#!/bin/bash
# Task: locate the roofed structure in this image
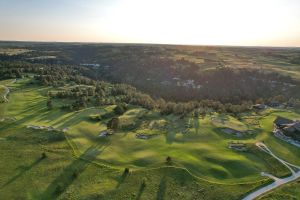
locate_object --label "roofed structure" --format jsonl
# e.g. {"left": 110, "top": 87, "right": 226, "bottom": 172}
{"left": 274, "top": 116, "right": 293, "bottom": 128}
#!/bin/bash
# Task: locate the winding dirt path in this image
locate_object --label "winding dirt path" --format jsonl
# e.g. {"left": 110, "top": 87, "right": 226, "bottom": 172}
{"left": 1, "top": 79, "right": 16, "bottom": 103}
{"left": 2, "top": 86, "right": 9, "bottom": 102}
{"left": 242, "top": 142, "right": 300, "bottom": 200}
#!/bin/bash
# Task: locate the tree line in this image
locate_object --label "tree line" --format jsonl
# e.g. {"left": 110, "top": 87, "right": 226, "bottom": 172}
{"left": 1, "top": 61, "right": 300, "bottom": 116}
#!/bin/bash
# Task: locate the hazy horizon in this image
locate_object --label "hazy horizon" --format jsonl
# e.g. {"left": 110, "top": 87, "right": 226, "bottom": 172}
{"left": 2, "top": 40, "right": 300, "bottom": 49}
{"left": 1, "top": 0, "right": 300, "bottom": 47}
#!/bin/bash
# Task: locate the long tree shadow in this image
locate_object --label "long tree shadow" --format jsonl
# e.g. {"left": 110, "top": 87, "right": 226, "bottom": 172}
{"left": 51, "top": 112, "right": 78, "bottom": 127}
{"left": 77, "top": 127, "right": 101, "bottom": 142}
{"left": 56, "top": 113, "right": 89, "bottom": 131}
{"left": 156, "top": 176, "right": 167, "bottom": 200}
{"left": 40, "top": 144, "right": 104, "bottom": 199}
{"left": 135, "top": 182, "right": 146, "bottom": 200}
{"left": 16, "top": 100, "right": 45, "bottom": 116}
{"left": 0, "top": 156, "right": 44, "bottom": 189}
{"left": 35, "top": 108, "right": 74, "bottom": 124}
{"left": 115, "top": 170, "right": 129, "bottom": 189}
{"left": 0, "top": 108, "right": 46, "bottom": 133}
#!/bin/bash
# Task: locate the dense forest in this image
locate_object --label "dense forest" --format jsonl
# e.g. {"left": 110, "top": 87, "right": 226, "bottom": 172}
{"left": 1, "top": 59, "right": 300, "bottom": 116}
{"left": 1, "top": 43, "right": 300, "bottom": 116}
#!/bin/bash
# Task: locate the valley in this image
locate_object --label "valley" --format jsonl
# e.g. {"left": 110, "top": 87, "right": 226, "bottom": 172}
{"left": 0, "top": 43, "right": 300, "bottom": 199}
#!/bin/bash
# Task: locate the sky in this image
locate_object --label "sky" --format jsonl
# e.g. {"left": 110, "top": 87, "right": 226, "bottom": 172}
{"left": 0, "top": 0, "right": 300, "bottom": 47}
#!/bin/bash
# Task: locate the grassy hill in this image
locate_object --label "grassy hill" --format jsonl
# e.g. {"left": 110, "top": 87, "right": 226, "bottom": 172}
{"left": 0, "top": 124, "right": 267, "bottom": 200}
{"left": 1, "top": 77, "right": 300, "bottom": 199}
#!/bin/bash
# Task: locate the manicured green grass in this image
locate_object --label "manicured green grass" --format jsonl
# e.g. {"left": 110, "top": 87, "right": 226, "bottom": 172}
{"left": 253, "top": 109, "right": 300, "bottom": 166}
{"left": 1, "top": 78, "right": 300, "bottom": 199}
{"left": 211, "top": 113, "right": 249, "bottom": 132}
{"left": 0, "top": 123, "right": 265, "bottom": 200}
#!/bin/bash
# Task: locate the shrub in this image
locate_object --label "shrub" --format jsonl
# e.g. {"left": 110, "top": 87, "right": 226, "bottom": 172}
{"left": 41, "top": 152, "right": 47, "bottom": 159}
{"left": 54, "top": 184, "right": 63, "bottom": 195}
{"left": 114, "top": 103, "right": 128, "bottom": 115}
{"left": 141, "top": 177, "right": 147, "bottom": 187}
{"left": 166, "top": 156, "right": 172, "bottom": 164}
{"left": 124, "top": 167, "right": 130, "bottom": 174}
{"left": 72, "top": 171, "right": 78, "bottom": 179}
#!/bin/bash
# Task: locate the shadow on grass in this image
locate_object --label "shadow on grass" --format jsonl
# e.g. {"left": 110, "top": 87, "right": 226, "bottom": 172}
{"left": 36, "top": 108, "right": 74, "bottom": 124}
{"left": 156, "top": 176, "right": 166, "bottom": 200}
{"left": 56, "top": 113, "right": 89, "bottom": 130}
{"left": 0, "top": 107, "right": 46, "bottom": 132}
{"left": 52, "top": 112, "right": 78, "bottom": 127}
{"left": 16, "top": 100, "right": 45, "bottom": 116}
{"left": 40, "top": 145, "right": 103, "bottom": 199}
{"left": 0, "top": 156, "right": 44, "bottom": 189}
{"left": 135, "top": 182, "right": 146, "bottom": 200}
{"left": 116, "top": 170, "right": 129, "bottom": 189}
{"left": 77, "top": 127, "right": 102, "bottom": 142}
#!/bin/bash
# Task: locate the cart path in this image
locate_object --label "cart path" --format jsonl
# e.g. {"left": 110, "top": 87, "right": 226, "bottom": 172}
{"left": 1, "top": 79, "right": 16, "bottom": 102}
{"left": 242, "top": 142, "right": 300, "bottom": 200}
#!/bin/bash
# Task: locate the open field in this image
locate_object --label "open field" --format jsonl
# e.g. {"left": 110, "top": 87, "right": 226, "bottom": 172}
{"left": 0, "top": 48, "right": 32, "bottom": 55}
{"left": 0, "top": 124, "right": 266, "bottom": 200}
{"left": 0, "top": 43, "right": 300, "bottom": 199}
{"left": 0, "top": 80, "right": 266, "bottom": 199}
{"left": 0, "top": 79, "right": 300, "bottom": 189}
